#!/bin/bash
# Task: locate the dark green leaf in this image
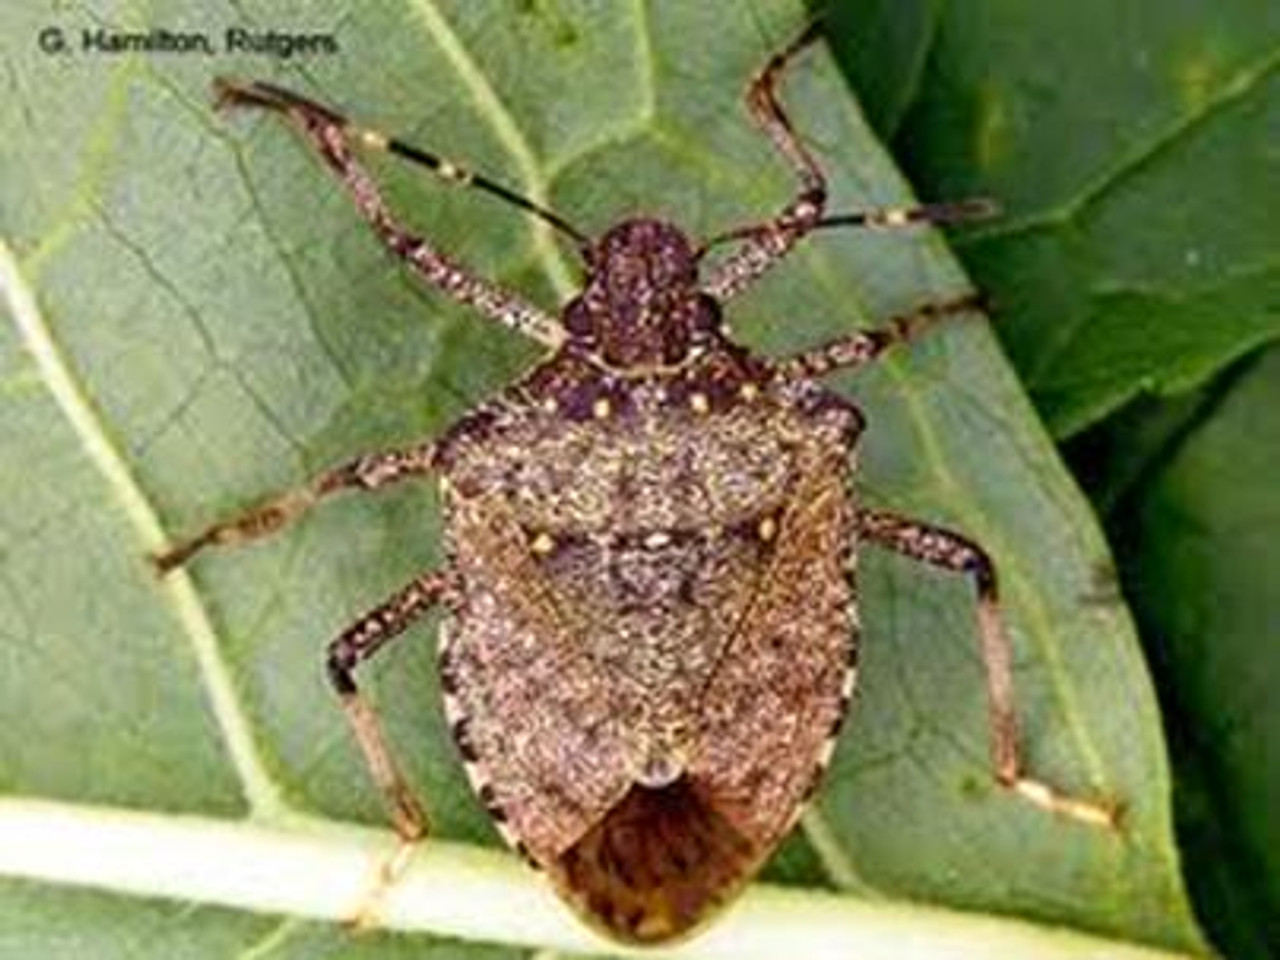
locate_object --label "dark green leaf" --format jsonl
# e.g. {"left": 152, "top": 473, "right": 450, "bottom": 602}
{"left": 1074, "top": 345, "right": 1280, "bottom": 959}
{"left": 825, "top": 0, "right": 1280, "bottom": 437}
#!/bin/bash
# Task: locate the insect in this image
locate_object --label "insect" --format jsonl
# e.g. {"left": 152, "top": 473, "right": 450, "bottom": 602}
{"left": 155, "top": 24, "right": 1116, "bottom": 945}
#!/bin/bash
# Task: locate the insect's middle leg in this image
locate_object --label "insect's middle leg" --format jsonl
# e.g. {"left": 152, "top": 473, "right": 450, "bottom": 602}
{"left": 327, "top": 568, "right": 452, "bottom": 841}
{"left": 857, "top": 507, "right": 1117, "bottom": 828}
{"left": 152, "top": 444, "right": 435, "bottom": 573}
{"left": 779, "top": 292, "right": 986, "bottom": 381}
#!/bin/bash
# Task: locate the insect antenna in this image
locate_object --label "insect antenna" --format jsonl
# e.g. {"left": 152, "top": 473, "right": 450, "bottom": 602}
{"left": 812, "top": 197, "right": 999, "bottom": 231}
{"left": 214, "top": 78, "right": 591, "bottom": 255}
{"left": 696, "top": 197, "right": 998, "bottom": 258}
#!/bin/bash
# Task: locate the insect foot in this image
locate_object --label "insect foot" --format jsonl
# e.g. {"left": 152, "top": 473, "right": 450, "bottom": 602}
{"left": 1006, "top": 775, "right": 1123, "bottom": 830}
{"left": 344, "top": 834, "right": 422, "bottom": 932}
{"left": 859, "top": 505, "right": 1123, "bottom": 837}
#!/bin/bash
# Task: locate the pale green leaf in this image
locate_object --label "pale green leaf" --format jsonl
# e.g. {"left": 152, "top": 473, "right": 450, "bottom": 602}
{"left": 0, "top": 1, "right": 1204, "bottom": 956}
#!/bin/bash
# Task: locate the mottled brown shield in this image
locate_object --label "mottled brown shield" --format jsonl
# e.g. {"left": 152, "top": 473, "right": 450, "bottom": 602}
{"left": 436, "top": 370, "right": 859, "bottom": 943}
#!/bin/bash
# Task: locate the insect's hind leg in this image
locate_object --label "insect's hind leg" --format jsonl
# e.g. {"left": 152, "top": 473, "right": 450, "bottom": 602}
{"left": 324, "top": 568, "right": 451, "bottom": 927}
{"left": 857, "top": 507, "right": 1119, "bottom": 828}
{"left": 326, "top": 568, "right": 449, "bottom": 841}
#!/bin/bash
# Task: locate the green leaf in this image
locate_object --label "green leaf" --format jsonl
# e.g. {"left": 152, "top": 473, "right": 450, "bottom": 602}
{"left": 825, "top": 0, "right": 1280, "bottom": 437}
{"left": 1071, "top": 345, "right": 1280, "bottom": 959}
{"left": 1, "top": 1, "right": 1204, "bottom": 956}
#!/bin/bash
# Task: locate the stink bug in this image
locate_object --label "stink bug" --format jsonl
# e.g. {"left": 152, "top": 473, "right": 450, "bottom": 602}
{"left": 155, "top": 23, "right": 1115, "bottom": 945}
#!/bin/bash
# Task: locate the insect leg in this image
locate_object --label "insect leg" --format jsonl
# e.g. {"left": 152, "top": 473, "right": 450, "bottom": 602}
{"left": 778, "top": 293, "right": 985, "bottom": 380}
{"left": 327, "top": 568, "right": 451, "bottom": 841}
{"left": 213, "top": 78, "right": 566, "bottom": 349}
{"left": 152, "top": 443, "right": 434, "bottom": 573}
{"left": 701, "top": 23, "right": 828, "bottom": 302}
{"left": 857, "top": 507, "right": 1119, "bottom": 828}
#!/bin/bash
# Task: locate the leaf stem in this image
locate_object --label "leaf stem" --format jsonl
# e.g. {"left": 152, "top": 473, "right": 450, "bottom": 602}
{"left": 0, "top": 797, "right": 1194, "bottom": 960}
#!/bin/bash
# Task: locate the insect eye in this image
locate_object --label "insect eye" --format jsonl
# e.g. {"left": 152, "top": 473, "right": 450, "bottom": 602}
{"left": 563, "top": 297, "right": 594, "bottom": 338}
{"left": 693, "top": 294, "right": 722, "bottom": 332}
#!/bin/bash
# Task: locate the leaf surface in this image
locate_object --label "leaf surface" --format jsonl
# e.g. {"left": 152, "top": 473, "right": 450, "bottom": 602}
{"left": 0, "top": 1, "right": 1203, "bottom": 955}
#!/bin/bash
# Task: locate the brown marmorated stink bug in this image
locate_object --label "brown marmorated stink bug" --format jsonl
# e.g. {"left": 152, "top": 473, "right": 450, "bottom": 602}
{"left": 155, "top": 24, "right": 1117, "bottom": 945}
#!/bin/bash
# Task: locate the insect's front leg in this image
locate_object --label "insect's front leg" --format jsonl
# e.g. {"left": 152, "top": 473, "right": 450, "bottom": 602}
{"left": 856, "top": 507, "right": 1119, "bottom": 828}
{"left": 213, "top": 79, "right": 565, "bottom": 349}
{"left": 152, "top": 443, "right": 435, "bottom": 572}
{"left": 779, "top": 292, "right": 985, "bottom": 380}
{"left": 701, "top": 23, "right": 828, "bottom": 301}
{"left": 699, "top": 26, "right": 999, "bottom": 304}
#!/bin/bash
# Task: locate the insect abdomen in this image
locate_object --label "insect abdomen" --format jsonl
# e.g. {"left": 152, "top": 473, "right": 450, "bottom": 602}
{"left": 550, "top": 776, "right": 757, "bottom": 943}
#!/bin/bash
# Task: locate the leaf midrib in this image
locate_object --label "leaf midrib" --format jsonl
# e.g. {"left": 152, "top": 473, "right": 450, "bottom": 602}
{"left": 0, "top": 796, "right": 1196, "bottom": 960}
{"left": 408, "top": 0, "right": 579, "bottom": 298}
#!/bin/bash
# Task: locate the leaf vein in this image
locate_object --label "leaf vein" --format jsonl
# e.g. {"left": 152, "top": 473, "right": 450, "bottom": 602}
{"left": 959, "top": 47, "right": 1280, "bottom": 245}
{"left": 799, "top": 806, "right": 881, "bottom": 897}
{"left": 409, "top": 0, "right": 577, "bottom": 299}
{"left": 0, "top": 238, "right": 286, "bottom": 819}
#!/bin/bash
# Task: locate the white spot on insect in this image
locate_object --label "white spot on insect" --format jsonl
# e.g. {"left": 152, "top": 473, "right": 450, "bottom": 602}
{"left": 356, "top": 127, "right": 388, "bottom": 151}
{"left": 437, "top": 158, "right": 472, "bottom": 183}
{"left": 440, "top": 688, "right": 464, "bottom": 727}
{"left": 637, "top": 750, "right": 685, "bottom": 787}
{"left": 436, "top": 620, "right": 456, "bottom": 664}
{"left": 689, "top": 392, "right": 710, "bottom": 415}
{"left": 592, "top": 396, "right": 612, "bottom": 419}
{"left": 840, "top": 665, "right": 857, "bottom": 700}
{"left": 816, "top": 732, "right": 839, "bottom": 769}
{"left": 794, "top": 197, "right": 820, "bottom": 220}
{"left": 492, "top": 818, "right": 520, "bottom": 848}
